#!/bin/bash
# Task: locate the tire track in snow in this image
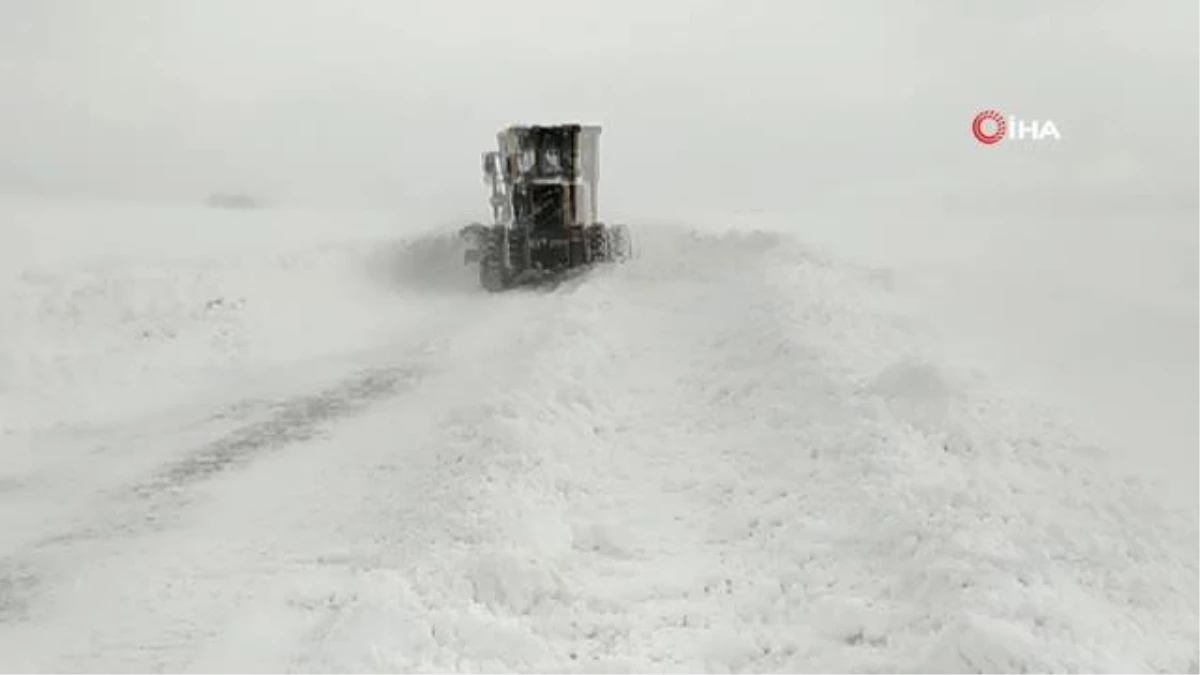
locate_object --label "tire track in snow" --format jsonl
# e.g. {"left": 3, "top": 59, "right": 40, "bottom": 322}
{"left": 0, "top": 278, "right": 560, "bottom": 672}
{"left": 0, "top": 236, "right": 492, "bottom": 651}
{"left": 0, "top": 222, "right": 494, "bottom": 665}
{"left": 131, "top": 363, "right": 426, "bottom": 499}
{"left": 0, "top": 362, "right": 425, "bottom": 639}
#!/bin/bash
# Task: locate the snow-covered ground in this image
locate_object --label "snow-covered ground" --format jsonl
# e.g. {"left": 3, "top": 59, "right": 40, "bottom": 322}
{"left": 0, "top": 195, "right": 1195, "bottom": 672}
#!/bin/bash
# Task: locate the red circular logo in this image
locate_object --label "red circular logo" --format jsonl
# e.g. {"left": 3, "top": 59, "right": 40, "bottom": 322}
{"left": 972, "top": 109, "right": 1006, "bottom": 145}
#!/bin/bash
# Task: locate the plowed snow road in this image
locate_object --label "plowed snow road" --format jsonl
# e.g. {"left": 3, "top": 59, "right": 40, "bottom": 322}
{"left": 0, "top": 200, "right": 1194, "bottom": 672}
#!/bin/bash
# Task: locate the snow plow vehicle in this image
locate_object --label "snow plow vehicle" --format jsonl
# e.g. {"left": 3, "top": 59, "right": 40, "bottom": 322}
{"left": 460, "top": 124, "right": 631, "bottom": 291}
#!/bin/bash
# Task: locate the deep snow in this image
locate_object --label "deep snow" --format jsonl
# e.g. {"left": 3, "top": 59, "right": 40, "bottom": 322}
{"left": 0, "top": 195, "right": 1195, "bottom": 672}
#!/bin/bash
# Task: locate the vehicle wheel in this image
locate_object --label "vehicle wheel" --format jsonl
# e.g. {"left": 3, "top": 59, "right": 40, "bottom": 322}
{"left": 507, "top": 226, "right": 528, "bottom": 275}
{"left": 479, "top": 226, "right": 508, "bottom": 292}
{"left": 606, "top": 224, "right": 631, "bottom": 262}
{"left": 586, "top": 224, "right": 607, "bottom": 263}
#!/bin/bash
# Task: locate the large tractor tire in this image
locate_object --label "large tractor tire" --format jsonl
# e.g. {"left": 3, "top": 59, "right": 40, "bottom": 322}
{"left": 585, "top": 222, "right": 633, "bottom": 261}
{"left": 584, "top": 223, "right": 632, "bottom": 263}
{"left": 459, "top": 223, "right": 488, "bottom": 265}
{"left": 479, "top": 225, "right": 509, "bottom": 292}
{"left": 507, "top": 225, "right": 529, "bottom": 276}
{"left": 604, "top": 224, "right": 632, "bottom": 262}
{"left": 585, "top": 224, "right": 608, "bottom": 264}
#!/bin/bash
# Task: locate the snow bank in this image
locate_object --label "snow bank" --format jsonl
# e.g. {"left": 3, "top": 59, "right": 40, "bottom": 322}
{"left": 248, "top": 223, "right": 1192, "bottom": 672}
{"left": 632, "top": 203, "right": 1198, "bottom": 504}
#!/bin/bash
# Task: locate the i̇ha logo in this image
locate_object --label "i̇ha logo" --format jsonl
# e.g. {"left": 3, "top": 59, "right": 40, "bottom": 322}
{"left": 972, "top": 109, "right": 1061, "bottom": 145}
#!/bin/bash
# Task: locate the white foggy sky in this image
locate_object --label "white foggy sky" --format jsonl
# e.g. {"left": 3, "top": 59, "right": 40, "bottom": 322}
{"left": 0, "top": 0, "right": 1195, "bottom": 215}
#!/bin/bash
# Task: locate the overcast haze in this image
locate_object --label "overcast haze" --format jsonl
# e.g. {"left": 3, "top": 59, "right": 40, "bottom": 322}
{"left": 1, "top": 3, "right": 1198, "bottom": 669}
{"left": 0, "top": 0, "right": 1195, "bottom": 215}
